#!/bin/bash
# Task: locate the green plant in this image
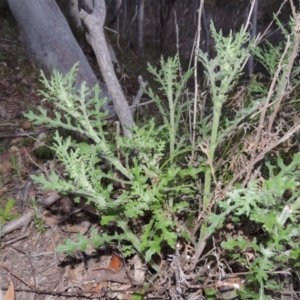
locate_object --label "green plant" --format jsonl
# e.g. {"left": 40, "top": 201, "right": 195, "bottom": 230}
{"left": 31, "top": 198, "right": 46, "bottom": 233}
{"left": 208, "top": 154, "right": 300, "bottom": 299}
{"left": 185, "top": 5, "right": 300, "bottom": 297}
{"left": 23, "top": 4, "right": 300, "bottom": 297}
{"left": 25, "top": 61, "right": 197, "bottom": 270}
{"left": 189, "top": 23, "right": 253, "bottom": 267}
{"left": 0, "top": 198, "right": 18, "bottom": 225}
{"left": 9, "top": 154, "right": 21, "bottom": 178}
{"left": 147, "top": 54, "right": 193, "bottom": 159}
{"left": 202, "top": 24, "right": 251, "bottom": 198}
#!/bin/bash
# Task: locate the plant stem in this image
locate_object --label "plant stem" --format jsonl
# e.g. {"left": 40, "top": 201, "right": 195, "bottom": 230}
{"left": 116, "top": 218, "right": 159, "bottom": 272}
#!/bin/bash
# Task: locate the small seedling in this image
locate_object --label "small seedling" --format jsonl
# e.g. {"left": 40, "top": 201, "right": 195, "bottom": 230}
{"left": 9, "top": 154, "right": 21, "bottom": 178}
{"left": 0, "top": 198, "right": 18, "bottom": 224}
{"left": 31, "top": 198, "right": 46, "bottom": 233}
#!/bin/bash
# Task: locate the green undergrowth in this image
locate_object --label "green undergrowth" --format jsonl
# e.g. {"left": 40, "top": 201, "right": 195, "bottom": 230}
{"left": 0, "top": 198, "right": 18, "bottom": 226}
{"left": 25, "top": 57, "right": 197, "bottom": 271}
{"left": 25, "top": 7, "right": 300, "bottom": 298}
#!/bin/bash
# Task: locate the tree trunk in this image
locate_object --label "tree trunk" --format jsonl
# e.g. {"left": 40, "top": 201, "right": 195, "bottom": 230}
{"left": 69, "top": 0, "right": 94, "bottom": 29}
{"left": 247, "top": 0, "right": 259, "bottom": 75}
{"left": 7, "top": 0, "right": 112, "bottom": 113}
{"left": 137, "top": 0, "right": 145, "bottom": 55}
{"left": 80, "top": 0, "right": 134, "bottom": 138}
{"left": 110, "top": 0, "right": 122, "bottom": 32}
{"left": 68, "top": 0, "right": 121, "bottom": 71}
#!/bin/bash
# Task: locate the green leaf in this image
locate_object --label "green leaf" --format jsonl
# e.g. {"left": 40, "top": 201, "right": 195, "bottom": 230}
{"left": 4, "top": 199, "right": 15, "bottom": 215}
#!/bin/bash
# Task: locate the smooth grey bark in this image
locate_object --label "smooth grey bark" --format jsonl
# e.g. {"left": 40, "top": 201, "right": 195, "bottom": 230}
{"left": 80, "top": 0, "right": 134, "bottom": 138}
{"left": 7, "top": 0, "right": 112, "bottom": 112}
{"left": 111, "top": 0, "right": 122, "bottom": 31}
{"left": 137, "top": 0, "right": 145, "bottom": 55}
{"left": 247, "top": 0, "right": 259, "bottom": 75}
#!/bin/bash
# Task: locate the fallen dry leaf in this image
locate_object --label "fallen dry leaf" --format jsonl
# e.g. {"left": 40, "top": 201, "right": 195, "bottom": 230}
{"left": 84, "top": 267, "right": 129, "bottom": 284}
{"left": 10, "top": 137, "right": 23, "bottom": 145}
{"left": 68, "top": 264, "right": 84, "bottom": 282}
{"left": 42, "top": 210, "right": 60, "bottom": 228}
{"left": 4, "top": 276, "right": 14, "bottom": 300}
{"left": 108, "top": 253, "right": 122, "bottom": 272}
{"left": 133, "top": 255, "right": 145, "bottom": 282}
{"left": 106, "top": 284, "right": 132, "bottom": 299}
{"left": 92, "top": 281, "right": 108, "bottom": 292}
{"left": 0, "top": 161, "right": 13, "bottom": 175}
{"left": 19, "top": 119, "right": 31, "bottom": 130}
{"left": 62, "top": 220, "right": 91, "bottom": 234}
{"left": 82, "top": 282, "right": 96, "bottom": 291}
